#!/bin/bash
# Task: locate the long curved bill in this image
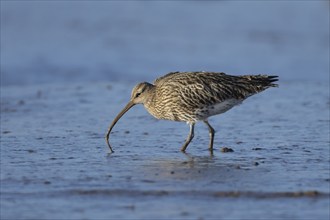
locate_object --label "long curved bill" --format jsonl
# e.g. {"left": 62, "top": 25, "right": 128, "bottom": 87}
{"left": 105, "top": 101, "right": 135, "bottom": 153}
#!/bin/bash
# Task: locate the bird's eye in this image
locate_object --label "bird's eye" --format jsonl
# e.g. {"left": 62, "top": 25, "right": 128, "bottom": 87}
{"left": 135, "top": 92, "right": 141, "bottom": 98}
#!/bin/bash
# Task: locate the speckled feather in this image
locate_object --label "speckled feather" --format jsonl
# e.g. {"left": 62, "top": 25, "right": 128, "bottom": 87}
{"left": 140, "top": 71, "right": 278, "bottom": 122}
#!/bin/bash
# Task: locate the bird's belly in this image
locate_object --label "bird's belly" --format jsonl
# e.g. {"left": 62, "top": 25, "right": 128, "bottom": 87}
{"left": 195, "top": 99, "right": 242, "bottom": 120}
{"left": 145, "top": 99, "right": 242, "bottom": 123}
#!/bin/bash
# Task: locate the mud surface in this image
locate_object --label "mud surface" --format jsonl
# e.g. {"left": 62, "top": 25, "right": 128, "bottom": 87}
{"left": 1, "top": 81, "right": 329, "bottom": 219}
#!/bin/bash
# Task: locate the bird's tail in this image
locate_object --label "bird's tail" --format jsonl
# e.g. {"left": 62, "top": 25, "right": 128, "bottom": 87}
{"left": 265, "top": 75, "right": 279, "bottom": 87}
{"left": 243, "top": 74, "right": 279, "bottom": 88}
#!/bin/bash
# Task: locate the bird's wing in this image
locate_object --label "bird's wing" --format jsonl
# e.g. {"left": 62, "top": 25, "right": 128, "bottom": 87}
{"left": 155, "top": 71, "right": 276, "bottom": 107}
{"left": 153, "top": 71, "right": 180, "bottom": 86}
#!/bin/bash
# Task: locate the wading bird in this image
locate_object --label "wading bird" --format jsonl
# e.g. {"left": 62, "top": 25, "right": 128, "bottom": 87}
{"left": 105, "top": 71, "right": 278, "bottom": 153}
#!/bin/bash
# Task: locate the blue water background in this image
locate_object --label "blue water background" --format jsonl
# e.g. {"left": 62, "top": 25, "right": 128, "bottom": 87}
{"left": 1, "top": 1, "right": 329, "bottom": 85}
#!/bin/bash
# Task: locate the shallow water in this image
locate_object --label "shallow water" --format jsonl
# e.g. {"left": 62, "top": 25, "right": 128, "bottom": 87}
{"left": 1, "top": 81, "right": 329, "bottom": 219}
{"left": 1, "top": 2, "right": 329, "bottom": 218}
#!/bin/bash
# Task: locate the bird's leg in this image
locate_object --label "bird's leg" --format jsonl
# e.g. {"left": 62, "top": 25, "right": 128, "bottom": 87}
{"left": 181, "top": 123, "right": 195, "bottom": 152}
{"left": 203, "top": 120, "right": 215, "bottom": 151}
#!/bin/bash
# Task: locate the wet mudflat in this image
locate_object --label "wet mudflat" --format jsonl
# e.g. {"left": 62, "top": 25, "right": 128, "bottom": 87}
{"left": 1, "top": 81, "right": 329, "bottom": 219}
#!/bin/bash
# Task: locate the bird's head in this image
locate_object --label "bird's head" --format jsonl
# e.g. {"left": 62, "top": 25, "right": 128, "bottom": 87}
{"left": 130, "top": 82, "right": 154, "bottom": 104}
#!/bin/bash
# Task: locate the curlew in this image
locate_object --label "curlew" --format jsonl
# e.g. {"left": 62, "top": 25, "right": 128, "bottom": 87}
{"left": 105, "top": 71, "right": 278, "bottom": 153}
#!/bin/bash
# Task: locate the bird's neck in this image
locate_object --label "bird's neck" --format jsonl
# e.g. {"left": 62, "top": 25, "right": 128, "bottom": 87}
{"left": 143, "top": 85, "right": 156, "bottom": 109}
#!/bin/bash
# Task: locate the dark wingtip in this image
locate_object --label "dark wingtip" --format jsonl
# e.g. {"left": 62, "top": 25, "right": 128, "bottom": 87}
{"left": 268, "top": 75, "right": 279, "bottom": 87}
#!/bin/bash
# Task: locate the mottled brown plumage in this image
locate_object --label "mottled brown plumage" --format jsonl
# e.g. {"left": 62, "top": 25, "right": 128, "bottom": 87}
{"left": 106, "top": 71, "right": 278, "bottom": 153}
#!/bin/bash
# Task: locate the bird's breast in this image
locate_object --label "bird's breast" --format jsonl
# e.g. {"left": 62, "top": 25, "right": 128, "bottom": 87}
{"left": 144, "top": 99, "right": 196, "bottom": 122}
